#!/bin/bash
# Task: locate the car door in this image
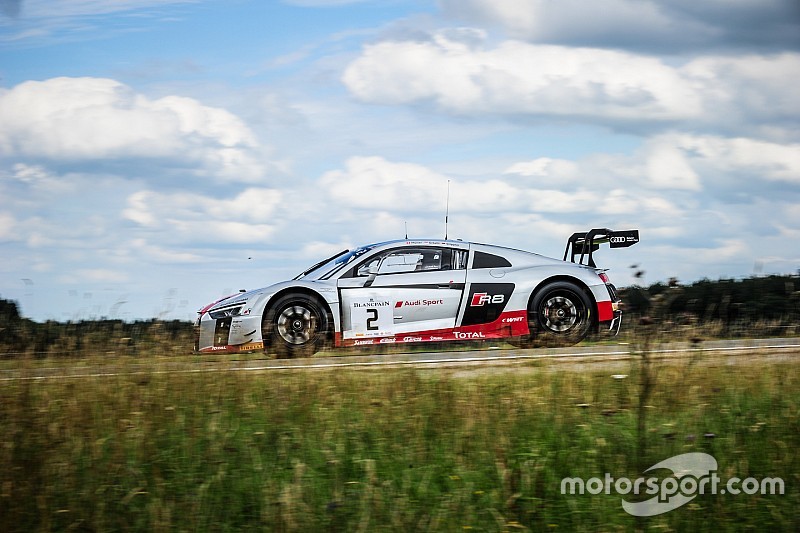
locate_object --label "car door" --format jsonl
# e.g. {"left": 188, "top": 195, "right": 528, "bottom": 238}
{"left": 338, "top": 246, "right": 467, "bottom": 339}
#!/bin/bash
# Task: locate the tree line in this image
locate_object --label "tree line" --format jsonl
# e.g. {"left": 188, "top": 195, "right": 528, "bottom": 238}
{"left": 0, "top": 298, "right": 193, "bottom": 357}
{"left": 1, "top": 274, "right": 798, "bottom": 357}
{"left": 624, "top": 274, "right": 799, "bottom": 319}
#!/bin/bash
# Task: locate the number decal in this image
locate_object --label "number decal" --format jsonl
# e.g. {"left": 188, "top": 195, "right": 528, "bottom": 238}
{"left": 366, "top": 308, "right": 378, "bottom": 331}
{"left": 344, "top": 296, "right": 395, "bottom": 339}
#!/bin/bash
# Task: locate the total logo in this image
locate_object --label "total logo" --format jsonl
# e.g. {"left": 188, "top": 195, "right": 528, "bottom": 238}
{"left": 470, "top": 293, "right": 505, "bottom": 306}
{"left": 454, "top": 331, "right": 486, "bottom": 339}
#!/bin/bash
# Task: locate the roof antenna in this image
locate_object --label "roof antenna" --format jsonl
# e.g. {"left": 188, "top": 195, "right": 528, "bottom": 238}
{"left": 405, "top": 221, "right": 408, "bottom": 240}
{"left": 445, "top": 179, "right": 450, "bottom": 240}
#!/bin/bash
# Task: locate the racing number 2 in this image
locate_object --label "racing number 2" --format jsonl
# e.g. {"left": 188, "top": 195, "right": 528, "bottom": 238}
{"left": 347, "top": 296, "right": 394, "bottom": 338}
{"left": 366, "top": 308, "right": 379, "bottom": 331}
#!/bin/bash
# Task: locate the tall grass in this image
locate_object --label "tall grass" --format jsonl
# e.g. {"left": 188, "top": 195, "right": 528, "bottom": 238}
{"left": 1, "top": 354, "right": 798, "bottom": 531}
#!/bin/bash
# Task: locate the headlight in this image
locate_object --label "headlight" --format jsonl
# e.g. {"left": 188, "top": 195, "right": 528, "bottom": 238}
{"left": 208, "top": 305, "right": 243, "bottom": 320}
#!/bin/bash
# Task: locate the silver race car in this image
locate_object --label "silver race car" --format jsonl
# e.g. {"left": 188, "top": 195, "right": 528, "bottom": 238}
{"left": 196, "top": 228, "right": 639, "bottom": 357}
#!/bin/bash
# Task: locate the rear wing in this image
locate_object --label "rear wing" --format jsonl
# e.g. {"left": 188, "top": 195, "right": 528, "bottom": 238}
{"left": 563, "top": 228, "right": 639, "bottom": 267}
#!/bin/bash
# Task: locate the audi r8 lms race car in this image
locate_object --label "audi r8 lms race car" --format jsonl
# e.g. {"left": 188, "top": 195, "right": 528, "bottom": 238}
{"left": 196, "top": 228, "right": 639, "bottom": 358}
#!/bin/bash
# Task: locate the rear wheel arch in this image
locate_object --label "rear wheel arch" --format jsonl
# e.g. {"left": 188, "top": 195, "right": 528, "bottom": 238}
{"left": 520, "top": 276, "right": 598, "bottom": 347}
{"left": 527, "top": 276, "right": 599, "bottom": 327}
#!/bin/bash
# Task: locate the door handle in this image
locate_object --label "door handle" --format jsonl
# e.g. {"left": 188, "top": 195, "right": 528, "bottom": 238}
{"left": 437, "top": 283, "right": 464, "bottom": 289}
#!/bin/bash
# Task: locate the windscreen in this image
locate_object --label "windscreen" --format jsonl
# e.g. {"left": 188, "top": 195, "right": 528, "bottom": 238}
{"left": 298, "top": 245, "right": 377, "bottom": 280}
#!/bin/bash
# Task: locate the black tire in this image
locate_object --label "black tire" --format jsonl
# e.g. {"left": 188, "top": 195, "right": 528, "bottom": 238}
{"left": 263, "top": 293, "right": 330, "bottom": 358}
{"left": 527, "top": 281, "right": 593, "bottom": 348}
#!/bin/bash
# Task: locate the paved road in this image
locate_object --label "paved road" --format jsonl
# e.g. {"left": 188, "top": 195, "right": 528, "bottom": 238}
{"left": 2, "top": 337, "right": 798, "bottom": 382}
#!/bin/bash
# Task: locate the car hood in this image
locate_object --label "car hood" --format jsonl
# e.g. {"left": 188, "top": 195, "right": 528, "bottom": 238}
{"left": 203, "top": 285, "right": 275, "bottom": 314}
{"left": 203, "top": 279, "right": 336, "bottom": 315}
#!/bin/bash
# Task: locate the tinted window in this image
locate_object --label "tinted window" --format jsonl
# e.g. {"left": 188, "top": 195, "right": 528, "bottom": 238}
{"left": 472, "top": 251, "right": 512, "bottom": 269}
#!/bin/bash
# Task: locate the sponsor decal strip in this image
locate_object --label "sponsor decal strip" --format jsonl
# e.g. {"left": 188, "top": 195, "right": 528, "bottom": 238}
{"left": 200, "top": 341, "right": 264, "bottom": 354}
{"left": 341, "top": 310, "right": 529, "bottom": 347}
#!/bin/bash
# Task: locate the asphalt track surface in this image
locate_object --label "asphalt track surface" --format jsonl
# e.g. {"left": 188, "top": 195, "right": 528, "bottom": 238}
{"left": 2, "top": 338, "right": 798, "bottom": 382}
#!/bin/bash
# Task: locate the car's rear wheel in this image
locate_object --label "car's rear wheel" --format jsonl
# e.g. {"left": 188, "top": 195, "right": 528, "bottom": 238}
{"left": 526, "top": 281, "right": 593, "bottom": 348}
{"left": 263, "top": 293, "right": 330, "bottom": 358}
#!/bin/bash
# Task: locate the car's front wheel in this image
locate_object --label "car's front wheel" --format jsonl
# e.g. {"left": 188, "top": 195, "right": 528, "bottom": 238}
{"left": 526, "top": 281, "right": 593, "bottom": 348}
{"left": 263, "top": 293, "right": 330, "bottom": 358}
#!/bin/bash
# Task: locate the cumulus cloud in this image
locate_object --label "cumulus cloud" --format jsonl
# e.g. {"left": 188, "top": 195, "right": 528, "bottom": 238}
{"left": 0, "top": 77, "right": 265, "bottom": 181}
{"left": 342, "top": 33, "right": 800, "bottom": 134}
{"left": 321, "top": 155, "right": 610, "bottom": 216}
{"left": 320, "top": 156, "right": 450, "bottom": 212}
{"left": 646, "top": 133, "right": 800, "bottom": 186}
{"left": 123, "top": 187, "right": 283, "bottom": 245}
{"left": 644, "top": 142, "right": 702, "bottom": 191}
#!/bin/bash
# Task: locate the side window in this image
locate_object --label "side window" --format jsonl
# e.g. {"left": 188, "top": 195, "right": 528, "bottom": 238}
{"left": 472, "top": 250, "right": 512, "bottom": 269}
{"left": 379, "top": 250, "right": 426, "bottom": 274}
{"left": 354, "top": 247, "right": 460, "bottom": 276}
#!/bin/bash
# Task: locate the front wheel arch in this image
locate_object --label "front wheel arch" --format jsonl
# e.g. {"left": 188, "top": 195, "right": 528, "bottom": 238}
{"left": 262, "top": 289, "right": 334, "bottom": 358}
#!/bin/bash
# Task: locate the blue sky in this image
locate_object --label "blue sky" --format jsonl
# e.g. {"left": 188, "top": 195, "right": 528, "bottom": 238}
{"left": 1, "top": 0, "right": 798, "bottom": 321}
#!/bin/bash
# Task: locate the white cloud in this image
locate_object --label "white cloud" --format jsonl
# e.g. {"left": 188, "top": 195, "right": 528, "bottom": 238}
{"left": 0, "top": 77, "right": 265, "bottom": 182}
{"left": 343, "top": 33, "right": 800, "bottom": 131}
{"left": 595, "top": 189, "right": 683, "bottom": 217}
{"left": 344, "top": 36, "right": 701, "bottom": 121}
{"left": 644, "top": 141, "right": 702, "bottom": 191}
{"left": 123, "top": 187, "right": 283, "bottom": 244}
{"left": 320, "top": 156, "right": 450, "bottom": 211}
{"left": 504, "top": 157, "right": 579, "bottom": 181}
{"left": 321, "top": 155, "right": 608, "bottom": 216}
{"left": 633, "top": 133, "right": 800, "bottom": 190}
{"left": 682, "top": 53, "right": 800, "bottom": 125}
{"left": 676, "top": 135, "right": 800, "bottom": 184}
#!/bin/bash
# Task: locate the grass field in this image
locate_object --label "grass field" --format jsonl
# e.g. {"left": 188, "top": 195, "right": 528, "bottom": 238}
{"left": 1, "top": 350, "right": 798, "bottom": 531}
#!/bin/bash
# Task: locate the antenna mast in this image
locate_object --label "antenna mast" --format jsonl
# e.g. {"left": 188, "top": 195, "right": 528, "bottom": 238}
{"left": 445, "top": 179, "right": 450, "bottom": 240}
